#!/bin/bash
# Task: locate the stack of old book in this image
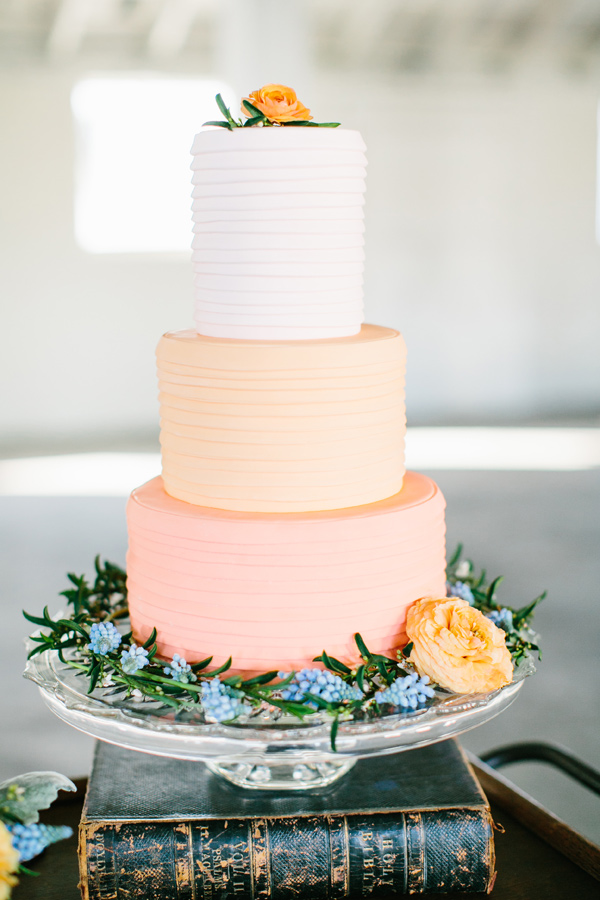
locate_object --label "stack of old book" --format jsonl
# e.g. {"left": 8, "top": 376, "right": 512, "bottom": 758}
{"left": 78, "top": 739, "right": 496, "bottom": 898}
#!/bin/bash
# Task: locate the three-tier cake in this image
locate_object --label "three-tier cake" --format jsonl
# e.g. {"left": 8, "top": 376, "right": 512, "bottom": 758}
{"left": 126, "top": 110, "right": 447, "bottom": 675}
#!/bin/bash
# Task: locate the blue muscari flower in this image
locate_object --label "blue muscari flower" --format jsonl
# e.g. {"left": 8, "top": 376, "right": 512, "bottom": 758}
{"left": 164, "top": 653, "right": 196, "bottom": 684}
{"left": 8, "top": 822, "right": 73, "bottom": 862}
{"left": 375, "top": 672, "right": 435, "bottom": 710}
{"left": 200, "top": 678, "right": 250, "bottom": 723}
{"left": 120, "top": 643, "right": 149, "bottom": 674}
{"left": 486, "top": 608, "right": 514, "bottom": 632}
{"left": 88, "top": 622, "right": 122, "bottom": 656}
{"left": 277, "top": 668, "right": 363, "bottom": 708}
{"left": 446, "top": 580, "right": 475, "bottom": 605}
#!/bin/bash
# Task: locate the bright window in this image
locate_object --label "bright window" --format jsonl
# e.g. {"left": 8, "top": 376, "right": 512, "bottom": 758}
{"left": 71, "top": 76, "right": 233, "bottom": 254}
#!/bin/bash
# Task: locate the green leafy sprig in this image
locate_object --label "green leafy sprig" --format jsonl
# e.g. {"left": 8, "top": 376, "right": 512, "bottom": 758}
{"left": 315, "top": 634, "right": 411, "bottom": 698}
{"left": 203, "top": 93, "right": 340, "bottom": 130}
{"left": 24, "top": 557, "right": 127, "bottom": 666}
{"left": 312, "top": 634, "right": 421, "bottom": 745}
{"left": 445, "top": 544, "right": 545, "bottom": 667}
{"left": 23, "top": 559, "right": 344, "bottom": 728}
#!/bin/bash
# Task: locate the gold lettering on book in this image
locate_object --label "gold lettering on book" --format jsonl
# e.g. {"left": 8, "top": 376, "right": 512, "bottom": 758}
{"left": 212, "top": 841, "right": 229, "bottom": 894}
{"left": 381, "top": 838, "right": 395, "bottom": 884}
{"left": 196, "top": 826, "right": 217, "bottom": 900}
{"left": 94, "top": 829, "right": 107, "bottom": 877}
{"left": 230, "top": 842, "right": 249, "bottom": 893}
{"left": 360, "top": 831, "right": 376, "bottom": 893}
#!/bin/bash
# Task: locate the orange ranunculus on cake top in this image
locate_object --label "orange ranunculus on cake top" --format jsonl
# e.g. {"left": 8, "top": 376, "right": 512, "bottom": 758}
{"left": 242, "top": 84, "right": 312, "bottom": 123}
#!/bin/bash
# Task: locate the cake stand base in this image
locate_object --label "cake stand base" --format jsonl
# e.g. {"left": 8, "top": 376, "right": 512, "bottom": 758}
{"left": 207, "top": 757, "right": 356, "bottom": 790}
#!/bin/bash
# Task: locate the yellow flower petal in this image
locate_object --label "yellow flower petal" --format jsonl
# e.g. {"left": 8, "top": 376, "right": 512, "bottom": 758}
{"left": 0, "top": 823, "right": 19, "bottom": 899}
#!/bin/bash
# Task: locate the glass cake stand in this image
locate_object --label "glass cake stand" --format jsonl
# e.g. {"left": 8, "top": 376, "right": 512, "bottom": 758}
{"left": 24, "top": 638, "right": 528, "bottom": 790}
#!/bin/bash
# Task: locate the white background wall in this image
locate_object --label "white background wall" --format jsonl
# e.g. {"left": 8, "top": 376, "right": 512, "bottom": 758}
{"left": 1, "top": 65, "right": 599, "bottom": 451}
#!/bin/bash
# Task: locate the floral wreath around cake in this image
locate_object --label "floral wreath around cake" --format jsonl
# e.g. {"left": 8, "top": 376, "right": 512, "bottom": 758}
{"left": 23, "top": 546, "right": 543, "bottom": 751}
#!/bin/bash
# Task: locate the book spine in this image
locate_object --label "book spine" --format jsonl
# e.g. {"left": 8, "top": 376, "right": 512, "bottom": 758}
{"left": 79, "top": 809, "right": 495, "bottom": 899}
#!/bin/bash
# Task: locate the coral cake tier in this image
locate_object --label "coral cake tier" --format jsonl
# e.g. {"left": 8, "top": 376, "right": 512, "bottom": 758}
{"left": 126, "top": 473, "right": 447, "bottom": 674}
{"left": 158, "top": 325, "right": 406, "bottom": 512}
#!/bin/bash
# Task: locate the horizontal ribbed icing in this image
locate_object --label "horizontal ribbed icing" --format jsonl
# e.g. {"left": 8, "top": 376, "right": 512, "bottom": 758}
{"left": 157, "top": 326, "right": 406, "bottom": 513}
{"left": 191, "top": 128, "right": 367, "bottom": 155}
{"left": 126, "top": 473, "right": 447, "bottom": 674}
{"left": 190, "top": 128, "right": 367, "bottom": 340}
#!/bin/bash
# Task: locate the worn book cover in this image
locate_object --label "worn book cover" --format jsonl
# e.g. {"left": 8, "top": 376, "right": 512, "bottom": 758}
{"left": 79, "top": 739, "right": 495, "bottom": 898}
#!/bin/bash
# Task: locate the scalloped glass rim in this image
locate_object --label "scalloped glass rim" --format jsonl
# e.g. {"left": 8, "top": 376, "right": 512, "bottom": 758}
{"left": 24, "top": 638, "right": 528, "bottom": 767}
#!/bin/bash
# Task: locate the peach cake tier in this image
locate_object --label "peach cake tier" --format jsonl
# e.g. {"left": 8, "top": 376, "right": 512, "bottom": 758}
{"left": 158, "top": 324, "right": 406, "bottom": 513}
{"left": 126, "top": 472, "right": 446, "bottom": 675}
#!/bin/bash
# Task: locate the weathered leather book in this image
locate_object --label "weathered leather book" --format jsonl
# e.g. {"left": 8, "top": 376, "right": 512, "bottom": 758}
{"left": 79, "top": 740, "right": 495, "bottom": 898}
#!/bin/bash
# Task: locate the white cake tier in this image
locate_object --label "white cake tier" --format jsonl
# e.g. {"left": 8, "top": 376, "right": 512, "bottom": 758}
{"left": 192, "top": 218, "right": 365, "bottom": 234}
{"left": 190, "top": 128, "right": 367, "bottom": 340}
{"left": 191, "top": 204, "right": 364, "bottom": 221}
{"left": 191, "top": 232, "right": 364, "bottom": 249}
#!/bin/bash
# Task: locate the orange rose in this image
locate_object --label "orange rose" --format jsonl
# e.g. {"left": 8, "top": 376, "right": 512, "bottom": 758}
{"left": 242, "top": 84, "right": 312, "bottom": 124}
{"left": 406, "top": 597, "right": 513, "bottom": 694}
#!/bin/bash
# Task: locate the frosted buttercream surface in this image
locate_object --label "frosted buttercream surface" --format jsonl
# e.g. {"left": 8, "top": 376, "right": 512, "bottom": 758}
{"left": 190, "top": 128, "right": 367, "bottom": 339}
{"left": 127, "top": 472, "right": 447, "bottom": 674}
{"left": 157, "top": 325, "right": 406, "bottom": 512}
